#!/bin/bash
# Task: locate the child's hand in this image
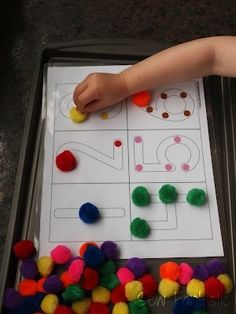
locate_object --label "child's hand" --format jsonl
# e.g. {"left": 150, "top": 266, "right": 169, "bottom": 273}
{"left": 73, "top": 73, "right": 128, "bottom": 113}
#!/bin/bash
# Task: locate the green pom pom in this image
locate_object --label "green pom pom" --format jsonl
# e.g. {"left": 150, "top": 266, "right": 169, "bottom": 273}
{"left": 130, "top": 217, "right": 150, "bottom": 238}
{"left": 62, "top": 284, "right": 85, "bottom": 301}
{"left": 186, "top": 188, "right": 206, "bottom": 206}
{"left": 159, "top": 184, "right": 177, "bottom": 204}
{"left": 99, "top": 260, "right": 117, "bottom": 275}
{"left": 128, "top": 299, "right": 150, "bottom": 314}
{"left": 132, "top": 186, "right": 150, "bottom": 207}
{"left": 99, "top": 273, "right": 120, "bottom": 290}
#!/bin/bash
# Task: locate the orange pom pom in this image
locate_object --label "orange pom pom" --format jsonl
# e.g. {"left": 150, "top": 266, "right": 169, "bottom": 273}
{"left": 37, "top": 277, "right": 46, "bottom": 293}
{"left": 60, "top": 271, "right": 76, "bottom": 287}
{"left": 160, "top": 261, "right": 180, "bottom": 281}
{"left": 18, "top": 279, "right": 38, "bottom": 296}
{"left": 131, "top": 91, "right": 152, "bottom": 107}
{"left": 79, "top": 242, "right": 98, "bottom": 257}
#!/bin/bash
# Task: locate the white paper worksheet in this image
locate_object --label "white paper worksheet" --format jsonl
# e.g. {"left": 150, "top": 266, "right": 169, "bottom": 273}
{"left": 40, "top": 65, "right": 223, "bottom": 258}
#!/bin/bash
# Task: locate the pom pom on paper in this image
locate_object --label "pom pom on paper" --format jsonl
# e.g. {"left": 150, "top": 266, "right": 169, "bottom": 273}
{"left": 125, "top": 280, "right": 144, "bottom": 301}
{"left": 193, "top": 264, "right": 210, "bottom": 281}
{"left": 99, "top": 273, "right": 120, "bottom": 291}
{"left": 12, "top": 240, "right": 36, "bottom": 259}
{"left": 117, "top": 267, "right": 135, "bottom": 285}
{"left": 128, "top": 299, "right": 150, "bottom": 314}
{"left": 79, "top": 202, "right": 100, "bottom": 224}
{"left": 186, "top": 188, "right": 206, "bottom": 206}
{"left": 110, "top": 284, "right": 127, "bottom": 304}
{"left": 81, "top": 267, "right": 99, "bottom": 290}
{"left": 72, "top": 298, "right": 91, "bottom": 314}
{"left": 51, "top": 245, "right": 72, "bottom": 264}
{"left": 37, "top": 277, "right": 47, "bottom": 293}
{"left": 55, "top": 150, "right": 77, "bottom": 172}
{"left": 69, "top": 106, "right": 88, "bottom": 123}
{"left": 158, "top": 279, "right": 180, "bottom": 298}
{"left": 84, "top": 246, "right": 105, "bottom": 268}
{"left": 43, "top": 275, "right": 63, "bottom": 294}
{"left": 20, "top": 258, "right": 38, "bottom": 279}
{"left": 112, "top": 302, "right": 129, "bottom": 314}
{"left": 217, "top": 274, "right": 233, "bottom": 294}
{"left": 100, "top": 241, "right": 119, "bottom": 259}
{"left": 41, "top": 294, "right": 59, "bottom": 314}
{"left": 37, "top": 256, "right": 54, "bottom": 277}
{"left": 68, "top": 258, "right": 85, "bottom": 282}
{"left": 179, "top": 263, "right": 193, "bottom": 285}
{"left": 160, "top": 261, "right": 180, "bottom": 281}
{"left": 92, "top": 286, "right": 111, "bottom": 304}
{"left": 159, "top": 184, "right": 177, "bottom": 204}
{"left": 88, "top": 302, "right": 110, "bottom": 314}
{"left": 206, "top": 259, "right": 225, "bottom": 277}
{"left": 131, "top": 186, "right": 150, "bottom": 207}
{"left": 99, "top": 259, "right": 117, "bottom": 275}
{"left": 3, "top": 288, "right": 23, "bottom": 310}
{"left": 130, "top": 218, "right": 150, "bottom": 239}
{"left": 54, "top": 304, "right": 75, "bottom": 314}
{"left": 62, "top": 284, "right": 85, "bottom": 302}
{"left": 18, "top": 279, "right": 38, "bottom": 297}
{"left": 139, "top": 274, "right": 158, "bottom": 298}
{"left": 126, "top": 257, "right": 148, "bottom": 278}
{"left": 131, "top": 91, "right": 152, "bottom": 107}
{"left": 186, "top": 279, "right": 205, "bottom": 298}
{"left": 204, "top": 277, "right": 225, "bottom": 300}
{"left": 79, "top": 241, "right": 98, "bottom": 257}
{"left": 60, "top": 271, "right": 77, "bottom": 287}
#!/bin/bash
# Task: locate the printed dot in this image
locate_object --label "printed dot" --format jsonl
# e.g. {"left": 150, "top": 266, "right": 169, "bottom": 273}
{"left": 180, "top": 92, "right": 187, "bottom": 98}
{"left": 162, "top": 112, "right": 169, "bottom": 119}
{"left": 146, "top": 106, "right": 153, "bottom": 113}
{"left": 165, "top": 164, "right": 173, "bottom": 171}
{"left": 184, "top": 110, "right": 191, "bottom": 116}
{"left": 174, "top": 136, "right": 181, "bottom": 143}
{"left": 114, "top": 140, "right": 122, "bottom": 147}
{"left": 100, "top": 112, "right": 109, "bottom": 119}
{"left": 161, "top": 93, "right": 167, "bottom": 99}
{"left": 182, "top": 163, "right": 190, "bottom": 171}
{"left": 135, "top": 164, "right": 143, "bottom": 172}
{"left": 134, "top": 136, "right": 143, "bottom": 143}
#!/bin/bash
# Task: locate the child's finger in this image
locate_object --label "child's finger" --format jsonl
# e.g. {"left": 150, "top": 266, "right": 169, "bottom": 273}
{"left": 76, "top": 88, "right": 97, "bottom": 112}
{"left": 73, "top": 81, "right": 88, "bottom": 105}
{"left": 84, "top": 100, "right": 104, "bottom": 113}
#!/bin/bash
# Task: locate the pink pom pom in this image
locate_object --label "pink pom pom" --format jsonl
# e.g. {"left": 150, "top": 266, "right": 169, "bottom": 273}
{"left": 117, "top": 267, "right": 135, "bottom": 285}
{"left": 179, "top": 263, "right": 193, "bottom": 285}
{"left": 50, "top": 245, "right": 72, "bottom": 264}
{"left": 68, "top": 258, "right": 85, "bottom": 282}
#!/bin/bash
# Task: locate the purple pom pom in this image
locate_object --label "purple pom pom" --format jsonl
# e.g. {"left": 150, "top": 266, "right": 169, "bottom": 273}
{"left": 43, "top": 274, "right": 63, "bottom": 293}
{"left": 3, "top": 288, "right": 23, "bottom": 310}
{"left": 206, "top": 259, "right": 225, "bottom": 276}
{"left": 20, "top": 258, "right": 38, "bottom": 279}
{"left": 100, "top": 241, "right": 119, "bottom": 259}
{"left": 125, "top": 257, "right": 148, "bottom": 278}
{"left": 192, "top": 264, "right": 210, "bottom": 281}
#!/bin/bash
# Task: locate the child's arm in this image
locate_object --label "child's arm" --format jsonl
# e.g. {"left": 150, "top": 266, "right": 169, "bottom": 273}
{"left": 73, "top": 36, "right": 236, "bottom": 113}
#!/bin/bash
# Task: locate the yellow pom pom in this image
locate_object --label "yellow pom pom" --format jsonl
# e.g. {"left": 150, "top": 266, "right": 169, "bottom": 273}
{"left": 217, "top": 274, "right": 233, "bottom": 294}
{"left": 69, "top": 107, "right": 87, "bottom": 123}
{"left": 125, "top": 280, "right": 144, "bottom": 301}
{"left": 41, "top": 294, "right": 59, "bottom": 314}
{"left": 186, "top": 279, "right": 205, "bottom": 298}
{"left": 37, "top": 256, "right": 54, "bottom": 277}
{"left": 92, "top": 286, "right": 111, "bottom": 304}
{"left": 158, "top": 279, "right": 180, "bottom": 298}
{"left": 72, "top": 298, "right": 91, "bottom": 314}
{"left": 112, "top": 302, "right": 129, "bottom": 314}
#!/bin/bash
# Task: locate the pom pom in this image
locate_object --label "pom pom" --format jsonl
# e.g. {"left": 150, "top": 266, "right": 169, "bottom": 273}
{"left": 99, "top": 259, "right": 117, "bottom": 275}
{"left": 130, "top": 218, "right": 150, "bottom": 238}
{"left": 186, "top": 188, "right": 206, "bottom": 206}
{"left": 79, "top": 242, "right": 98, "bottom": 257}
{"left": 41, "top": 294, "right": 59, "bottom": 314}
{"left": 56, "top": 150, "right": 77, "bottom": 172}
{"left": 37, "top": 277, "right": 47, "bottom": 293}
{"left": 18, "top": 279, "right": 38, "bottom": 297}
{"left": 60, "top": 271, "right": 77, "bottom": 287}
{"left": 62, "top": 284, "right": 85, "bottom": 302}
{"left": 112, "top": 302, "right": 129, "bottom": 314}
{"left": 84, "top": 246, "right": 105, "bottom": 268}
{"left": 69, "top": 106, "right": 87, "bottom": 123}
{"left": 131, "top": 91, "right": 152, "bottom": 107}
{"left": 68, "top": 258, "right": 85, "bottom": 282}
{"left": 217, "top": 274, "right": 233, "bottom": 294}
{"left": 100, "top": 273, "right": 120, "bottom": 291}
{"left": 110, "top": 284, "right": 127, "bottom": 304}
{"left": 158, "top": 278, "right": 180, "bottom": 298}
{"left": 126, "top": 257, "right": 148, "bottom": 278}
{"left": 186, "top": 279, "right": 205, "bottom": 298}
{"left": 51, "top": 245, "right": 72, "bottom": 264}
{"left": 43, "top": 275, "right": 63, "bottom": 294}
{"left": 92, "top": 286, "right": 111, "bottom": 304}
{"left": 206, "top": 259, "right": 225, "bottom": 277}
{"left": 11, "top": 293, "right": 44, "bottom": 313}
{"left": 37, "top": 256, "right": 54, "bottom": 277}
{"left": 173, "top": 296, "right": 207, "bottom": 314}
{"left": 72, "top": 298, "right": 91, "bottom": 314}
{"left": 192, "top": 264, "right": 210, "bottom": 281}
{"left": 139, "top": 274, "right": 158, "bottom": 298}
{"left": 79, "top": 202, "right": 100, "bottom": 224}
{"left": 81, "top": 267, "right": 99, "bottom": 290}
{"left": 160, "top": 261, "right": 180, "bottom": 281}
{"left": 125, "top": 280, "right": 144, "bottom": 301}
{"left": 204, "top": 277, "right": 225, "bottom": 300}
{"left": 100, "top": 241, "right": 119, "bottom": 259}
{"left": 117, "top": 267, "right": 135, "bottom": 285}
{"left": 159, "top": 184, "right": 177, "bottom": 204}
{"left": 131, "top": 186, "right": 150, "bottom": 207}
{"left": 54, "top": 304, "right": 75, "bottom": 314}
{"left": 3, "top": 288, "right": 23, "bottom": 310}
{"left": 20, "top": 258, "right": 38, "bottom": 279}
{"left": 179, "top": 263, "right": 193, "bottom": 285}
{"left": 128, "top": 299, "right": 150, "bottom": 314}
{"left": 12, "top": 240, "right": 36, "bottom": 259}
{"left": 88, "top": 302, "right": 110, "bottom": 314}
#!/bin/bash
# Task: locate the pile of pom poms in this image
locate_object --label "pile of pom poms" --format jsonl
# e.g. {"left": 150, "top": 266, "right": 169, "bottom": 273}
{"left": 4, "top": 239, "right": 160, "bottom": 314}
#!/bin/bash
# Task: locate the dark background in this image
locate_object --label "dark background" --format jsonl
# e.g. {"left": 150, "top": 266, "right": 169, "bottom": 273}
{"left": 1, "top": 0, "right": 236, "bottom": 268}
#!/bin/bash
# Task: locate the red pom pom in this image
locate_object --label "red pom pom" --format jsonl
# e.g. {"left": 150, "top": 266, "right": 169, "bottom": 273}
{"left": 89, "top": 302, "right": 110, "bottom": 314}
{"left": 12, "top": 240, "right": 36, "bottom": 259}
{"left": 204, "top": 277, "right": 225, "bottom": 300}
{"left": 18, "top": 279, "right": 38, "bottom": 296}
{"left": 37, "top": 277, "right": 46, "bottom": 293}
{"left": 160, "top": 261, "right": 180, "bottom": 281}
{"left": 131, "top": 91, "right": 152, "bottom": 107}
{"left": 81, "top": 267, "right": 99, "bottom": 290}
{"left": 139, "top": 274, "right": 158, "bottom": 298}
{"left": 60, "top": 271, "right": 76, "bottom": 287}
{"left": 56, "top": 150, "right": 77, "bottom": 172}
{"left": 110, "top": 284, "right": 127, "bottom": 304}
{"left": 55, "top": 305, "right": 75, "bottom": 314}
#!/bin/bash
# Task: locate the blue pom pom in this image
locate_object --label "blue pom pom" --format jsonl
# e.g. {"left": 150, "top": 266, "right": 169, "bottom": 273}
{"left": 9, "top": 293, "right": 44, "bottom": 314}
{"left": 79, "top": 202, "right": 99, "bottom": 224}
{"left": 173, "top": 297, "right": 207, "bottom": 314}
{"left": 83, "top": 246, "right": 105, "bottom": 268}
